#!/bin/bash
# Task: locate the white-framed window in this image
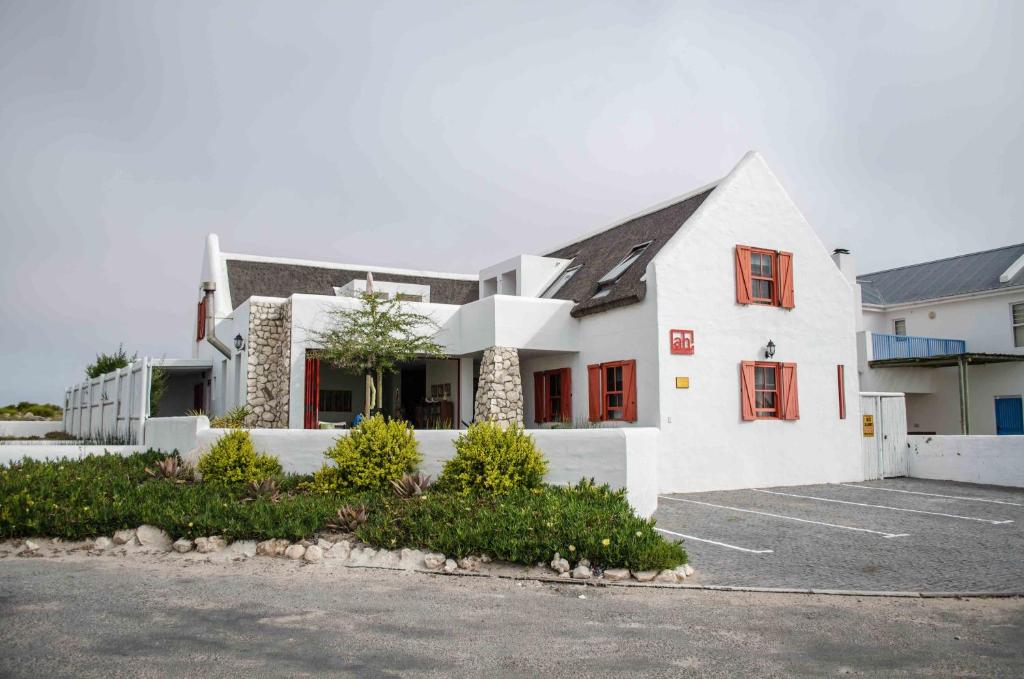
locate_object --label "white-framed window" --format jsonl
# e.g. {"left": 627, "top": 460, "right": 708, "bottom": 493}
{"left": 893, "top": 319, "right": 907, "bottom": 336}
{"left": 1012, "top": 302, "right": 1024, "bottom": 348}
{"left": 542, "top": 264, "right": 581, "bottom": 298}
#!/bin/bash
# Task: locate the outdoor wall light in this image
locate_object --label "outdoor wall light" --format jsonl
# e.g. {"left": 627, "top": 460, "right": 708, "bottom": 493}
{"left": 765, "top": 339, "right": 776, "bottom": 359}
{"left": 233, "top": 334, "right": 245, "bottom": 351}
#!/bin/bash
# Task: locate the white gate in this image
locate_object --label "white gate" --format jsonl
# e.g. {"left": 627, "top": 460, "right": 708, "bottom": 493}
{"left": 63, "top": 358, "right": 150, "bottom": 443}
{"left": 859, "top": 392, "right": 908, "bottom": 479}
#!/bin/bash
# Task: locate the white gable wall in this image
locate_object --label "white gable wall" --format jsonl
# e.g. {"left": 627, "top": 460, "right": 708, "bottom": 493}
{"left": 650, "top": 152, "right": 862, "bottom": 493}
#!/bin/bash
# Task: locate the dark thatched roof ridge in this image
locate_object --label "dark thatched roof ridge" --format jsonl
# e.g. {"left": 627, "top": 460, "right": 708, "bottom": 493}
{"left": 543, "top": 187, "right": 716, "bottom": 317}
{"left": 225, "top": 260, "right": 479, "bottom": 309}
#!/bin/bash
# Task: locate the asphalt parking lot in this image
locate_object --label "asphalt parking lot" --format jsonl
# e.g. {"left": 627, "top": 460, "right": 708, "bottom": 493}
{"left": 655, "top": 478, "right": 1024, "bottom": 592}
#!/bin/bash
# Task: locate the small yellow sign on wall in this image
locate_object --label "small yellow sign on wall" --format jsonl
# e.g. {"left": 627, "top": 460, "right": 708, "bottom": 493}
{"left": 862, "top": 414, "right": 875, "bottom": 437}
{"left": 675, "top": 376, "right": 690, "bottom": 389}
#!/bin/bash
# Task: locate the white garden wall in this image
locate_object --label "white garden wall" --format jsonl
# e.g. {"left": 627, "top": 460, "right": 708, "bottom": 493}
{"left": 908, "top": 434, "right": 1024, "bottom": 487}
{"left": 144, "top": 417, "right": 661, "bottom": 516}
{"left": 0, "top": 421, "right": 63, "bottom": 438}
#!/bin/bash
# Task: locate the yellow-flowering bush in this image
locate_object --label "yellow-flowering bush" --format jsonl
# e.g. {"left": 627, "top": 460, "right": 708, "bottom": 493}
{"left": 437, "top": 422, "right": 547, "bottom": 495}
{"left": 196, "top": 430, "right": 282, "bottom": 484}
{"left": 309, "top": 415, "right": 421, "bottom": 493}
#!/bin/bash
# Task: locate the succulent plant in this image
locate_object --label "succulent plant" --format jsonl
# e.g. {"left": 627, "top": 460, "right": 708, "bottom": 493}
{"left": 390, "top": 471, "right": 433, "bottom": 498}
{"left": 145, "top": 456, "right": 194, "bottom": 483}
{"left": 326, "top": 504, "right": 369, "bottom": 532}
{"left": 243, "top": 478, "right": 282, "bottom": 503}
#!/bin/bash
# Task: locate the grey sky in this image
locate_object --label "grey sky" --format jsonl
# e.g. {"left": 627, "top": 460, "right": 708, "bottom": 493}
{"left": 1, "top": 1, "right": 1021, "bottom": 405}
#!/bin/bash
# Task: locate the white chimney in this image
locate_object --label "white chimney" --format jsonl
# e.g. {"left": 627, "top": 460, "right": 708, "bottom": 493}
{"left": 831, "top": 248, "right": 857, "bottom": 284}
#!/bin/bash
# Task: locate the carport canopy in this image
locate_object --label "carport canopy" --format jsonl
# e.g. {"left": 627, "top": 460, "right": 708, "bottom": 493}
{"left": 868, "top": 352, "right": 1024, "bottom": 434}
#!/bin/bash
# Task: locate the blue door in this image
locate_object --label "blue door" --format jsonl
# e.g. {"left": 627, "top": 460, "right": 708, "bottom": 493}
{"left": 995, "top": 397, "right": 1024, "bottom": 435}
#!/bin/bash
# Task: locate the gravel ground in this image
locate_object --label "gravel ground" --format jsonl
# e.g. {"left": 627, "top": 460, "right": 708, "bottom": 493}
{"left": 1, "top": 554, "right": 1023, "bottom": 678}
{"left": 655, "top": 478, "right": 1024, "bottom": 591}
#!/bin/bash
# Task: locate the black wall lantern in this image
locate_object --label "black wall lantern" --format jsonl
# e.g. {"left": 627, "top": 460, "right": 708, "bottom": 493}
{"left": 765, "top": 339, "right": 776, "bottom": 359}
{"left": 233, "top": 334, "right": 245, "bottom": 351}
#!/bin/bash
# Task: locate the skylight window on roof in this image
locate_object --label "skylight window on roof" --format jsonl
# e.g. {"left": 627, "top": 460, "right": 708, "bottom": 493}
{"left": 541, "top": 264, "right": 581, "bottom": 299}
{"left": 596, "top": 241, "right": 652, "bottom": 287}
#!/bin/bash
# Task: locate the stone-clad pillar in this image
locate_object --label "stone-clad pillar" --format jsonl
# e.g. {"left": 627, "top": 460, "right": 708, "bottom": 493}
{"left": 244, "top": 299, "right": 291, "bottom": 428}
{"left": 473, "top": 346, "right": 523, "bottom": 428}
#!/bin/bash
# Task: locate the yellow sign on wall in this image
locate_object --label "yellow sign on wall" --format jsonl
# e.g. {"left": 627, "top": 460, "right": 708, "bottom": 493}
{"left": 862, "top": 414, "right": 875, "bottom": 437}
{"left": 675, "top": 376, "right": 690, "bottom": 389}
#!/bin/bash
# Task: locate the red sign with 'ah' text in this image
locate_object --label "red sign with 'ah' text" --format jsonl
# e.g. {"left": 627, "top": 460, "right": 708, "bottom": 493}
{"left": 669, "top": 329, "right": 694, "bottom": 355}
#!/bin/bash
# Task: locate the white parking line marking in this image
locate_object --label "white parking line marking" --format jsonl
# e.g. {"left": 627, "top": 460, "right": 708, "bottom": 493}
{"left": 839, "top": 483, "right": 1024, "bottom": 507}
{"left": 654, "top": 527, "right": 774, "bottom": 554}
{"left": 658, "top": 495, "right": 909, "bottom": 539}
{"left": 753, "top": 489, "right": 1015, "bottom": 525}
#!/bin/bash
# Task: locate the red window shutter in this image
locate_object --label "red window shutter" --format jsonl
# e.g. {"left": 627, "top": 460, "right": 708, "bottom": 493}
{"left": 533, "top": 372, "right": 545, "bottom": 423}
{"left": 559, "top": 368, "right": 572, "bottom": 421}
{"left": 735, "top": 245, "right": 753, "bottom": 304}
{"left": 622, "top": 360, "right": 638, "bottom": 422}
{"left": 777, "top": 251, "right": 795, "bottom": 309}
{"left": 837, "top": 364, "right": 846, "bottom": 419}
{"left": 196, "top": 299, "right": 207, "bottom": 341}
{"left": 740, "top": 361, "right": 756, "bottom": 421}
{"left": 781, "top": 362, "right": 800, "bottom": 420}
{"left": 587, "top": 364, "right": 602, "bottom": 422}
{"left": 304, "top": 356, "right": 320, "bottom": 429}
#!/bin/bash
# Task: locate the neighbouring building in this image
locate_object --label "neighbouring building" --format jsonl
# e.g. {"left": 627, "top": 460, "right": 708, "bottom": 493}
{"left": 854, "top": 243, "right": 1024, "bottom": 436}
{"left": 160, "top": 151, "right": 862, "bottom": 493}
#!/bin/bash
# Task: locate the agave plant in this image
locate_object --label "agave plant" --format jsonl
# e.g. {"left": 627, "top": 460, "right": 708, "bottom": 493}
{"left": 326, "top": 504, "right": 369, "bottom": 533}
{"left": 145, "top": 455, "right": 194, "bottom": 483}
{"left": 390, "top": 472, "right": 433, "bottom": 498}
{"left": 243, "top": 478, "right": 282, "bottom": 503}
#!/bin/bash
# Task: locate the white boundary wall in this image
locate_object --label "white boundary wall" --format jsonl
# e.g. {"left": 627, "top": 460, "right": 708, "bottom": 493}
{"left": 908, "top": 435, "right": 1024, "bottom": 488}
{"left": 0, "top": 421, "right": 64, "bottom": 438}
{"left": 0, "top": 445, "right": 145, "bottom": 466}
{"left": 64, "top": 359, "right": 150, "bottom": 443}
{"left": 144, "top": 417, "right": 661, "bottom": 516}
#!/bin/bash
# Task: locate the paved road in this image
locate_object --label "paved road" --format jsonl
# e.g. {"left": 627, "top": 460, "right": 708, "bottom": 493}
{"left": 1, "top": 557, "right": 1023, "bottom": 677}
{"left": 656, "top": 478, "right": 1024, "bottom": 591}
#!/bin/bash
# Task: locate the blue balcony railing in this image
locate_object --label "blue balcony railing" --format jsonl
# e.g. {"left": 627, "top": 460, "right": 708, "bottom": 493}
{"left": 871, "top": 333, "right": 966, "bottom": 360}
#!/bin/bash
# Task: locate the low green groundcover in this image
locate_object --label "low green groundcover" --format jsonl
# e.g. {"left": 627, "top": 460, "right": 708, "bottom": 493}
{"left": 0, "top": 451, "right": 685, "bottom": 571}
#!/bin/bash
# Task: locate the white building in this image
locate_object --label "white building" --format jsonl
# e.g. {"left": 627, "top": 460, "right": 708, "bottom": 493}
{"left": 856, "top": 243, "right": 1024, "bottom": 436}
{"left": 165, "top": 151, "right": 862, "bottom": 493}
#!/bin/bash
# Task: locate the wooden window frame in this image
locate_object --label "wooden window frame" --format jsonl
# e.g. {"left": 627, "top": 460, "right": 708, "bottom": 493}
{"left": 753, "top": 362, "right": 780, "bottom": 419}
{"left": 534, "top": 368, "right": 571, "bottom": 424}
{"left": 837, "top": 364, "right": 847, "bottom": 419}
{"left": 587, "top": 360, "right": 637, "bottom": 423}
{"left": 196, "top": 298, "right": 207, "bottom": 342}
{"left": 749, "top": 248, "right": 777, "bottom": 306}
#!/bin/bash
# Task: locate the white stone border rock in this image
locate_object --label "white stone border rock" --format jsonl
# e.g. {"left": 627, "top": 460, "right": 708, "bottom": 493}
{"left": 4, "top": 528, "right": 696, "bottom": 587}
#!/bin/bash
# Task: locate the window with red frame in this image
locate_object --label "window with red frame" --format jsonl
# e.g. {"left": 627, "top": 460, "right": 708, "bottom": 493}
{"left": 741, "top": 361, "right": 799, "bottom": 421}
{"left": 735, "top": 245, "right": 794, "bottom": 308}
{"left": 196, "top": 298, "right": 207, "bottom": 341}
{"left": 533, "top": 368, "right": 571, "bottom": 423}
{"left": 587, "top": 359, "right": 637, "bottom": 422}
{"left": 753, "top": 364, "right": 779, "bottom": 418}
{"left": 750, "top": 250, "right": 775, "bottom": 304}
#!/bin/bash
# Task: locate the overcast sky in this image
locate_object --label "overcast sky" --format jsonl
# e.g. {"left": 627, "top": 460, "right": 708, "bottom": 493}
{"left": 1, "top": 0, "right": 1021, "bottom": 406}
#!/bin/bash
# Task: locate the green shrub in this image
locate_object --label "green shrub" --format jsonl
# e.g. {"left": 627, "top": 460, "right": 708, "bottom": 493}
{"left": 358, "top": 479, "right": 686, "bottom": 570}
{"left": 209, "top": 406, "right": 249, "bottom": 429}
{"left": 0, "top": 452, "right": 343, "bottom": 541}
{"left": 437, "top": 422, "right": 548, "bottom": 495}
{"left": 197, "top": 430, "right": 282, "bottom": 484}
{"left": 309, "top": 414, "right": 421, "bottom": 493}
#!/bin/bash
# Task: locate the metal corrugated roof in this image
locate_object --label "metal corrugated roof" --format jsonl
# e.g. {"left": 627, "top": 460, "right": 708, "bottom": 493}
{"left": 857, "top": 243, "right": 1024, "bottom": 306}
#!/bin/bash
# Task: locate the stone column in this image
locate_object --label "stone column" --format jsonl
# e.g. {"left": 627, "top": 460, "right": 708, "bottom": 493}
{"left": 473, "top": 346, "right": 523, "bottom": 428}
{"left": 244, "top": 299, "right": 292, "bottom": 428}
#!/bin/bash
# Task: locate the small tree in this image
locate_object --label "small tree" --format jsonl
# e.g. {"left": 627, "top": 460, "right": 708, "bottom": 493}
{"left": 308, "top": 291, "right": 444, "bottom": 417}
{"left": 85, "top": 344, "right": 137, "bottom": 379}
